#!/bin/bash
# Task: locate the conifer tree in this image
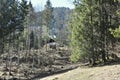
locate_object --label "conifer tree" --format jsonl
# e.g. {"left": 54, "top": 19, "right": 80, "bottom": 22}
{"left": 43, "top": 0, "right": 53, "bottom": 35}
{"left": 0, "top": 0, "right": 29, "bottom": 54}
{"left": 70, "top": 0, "right": 119, "bottom": 65}
{"left": 42, "top": 0, "right": 53, "bottom": 51}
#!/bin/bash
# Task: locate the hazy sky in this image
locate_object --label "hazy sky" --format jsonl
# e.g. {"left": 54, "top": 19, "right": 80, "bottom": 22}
{"left": 26, "top": 0, "right": 75, "bottom": 11}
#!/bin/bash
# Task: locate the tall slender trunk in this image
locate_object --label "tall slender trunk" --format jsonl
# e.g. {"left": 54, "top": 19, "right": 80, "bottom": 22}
{"left": 90, "top": 0, "right": 95, "bottom": 65}
{"left": 99, "top": 0, "right": 106, "bottom": 63}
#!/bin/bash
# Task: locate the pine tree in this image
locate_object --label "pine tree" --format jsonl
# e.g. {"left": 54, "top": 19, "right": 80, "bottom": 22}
{"left": 43, "top": 0, "right": 53, "bottom": 35}
{"left": 0, "top": 0, "right": 29, "bottom": 75}
{"left": 0, "top": 0, "right": 29, "bottom": 53}
{"left": 42, "top": 0, "right": 54, "bottom": 51}
{"left": 70, "top": 0, "right": 119, "bottom": 65}
{"left": 70, "top": 0, "right": 96, "bottom": 63}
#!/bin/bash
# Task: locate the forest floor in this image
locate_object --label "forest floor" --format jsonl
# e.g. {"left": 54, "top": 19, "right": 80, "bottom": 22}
{"left": 40, "top": 64, "right": 120, "bottom": 80}
{"left": 0, "top": 46, "right": 80, "bottom": 80}
{"left": 0, "top": 46, "right": 120, "bottom": 80}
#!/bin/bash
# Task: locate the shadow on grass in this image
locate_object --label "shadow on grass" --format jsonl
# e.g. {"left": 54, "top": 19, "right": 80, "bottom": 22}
{"left": 79, "top": 57, "right": 120, "bottom": 68}
{"left": 98, "top": 59, "right": 120, "bottom": 66}
{"left": 30, "top": 65, "right": 79, "bottom": 80}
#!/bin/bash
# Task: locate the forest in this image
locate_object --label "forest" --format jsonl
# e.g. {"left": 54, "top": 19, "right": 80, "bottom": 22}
{"left": 0, "top": 0, "right": 120, "bottom": 80}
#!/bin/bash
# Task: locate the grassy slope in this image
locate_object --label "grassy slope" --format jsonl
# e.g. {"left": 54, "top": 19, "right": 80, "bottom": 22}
{"left": 40, "top": 64, "right": 120, "bottom": 80}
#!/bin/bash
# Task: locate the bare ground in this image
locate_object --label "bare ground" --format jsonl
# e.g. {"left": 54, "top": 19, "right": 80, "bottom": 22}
{"left": 40, "top": 64, "right": 120, "bottom": 80}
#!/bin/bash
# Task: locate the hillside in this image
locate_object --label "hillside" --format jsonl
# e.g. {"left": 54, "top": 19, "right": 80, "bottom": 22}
{"left": 36, "top": 7, "right": 72, "bottom": 25}
{"left": 40, "top": 64, "right": 120, "bottom": 80}
{"left": 35, "top": 7, "right": 72, "bottom": 44}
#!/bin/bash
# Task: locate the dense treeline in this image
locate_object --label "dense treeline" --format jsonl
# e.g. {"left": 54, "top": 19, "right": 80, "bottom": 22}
{"left": 0, "top": 0, "right": 71, "bottom": 55}
{"left": 70, "top": 0, "right": 120, "bottom": 65}
{"left": 0, "top": 0, "right": 29, "bottom": 54}
{"left": 0, "top": 0, "right": 72, "bottom": 79}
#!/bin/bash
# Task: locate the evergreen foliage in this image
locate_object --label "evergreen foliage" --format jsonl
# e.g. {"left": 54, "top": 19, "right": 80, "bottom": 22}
{"left": 0, "top": 0, "right": 29, "bottom": 53}
{"left": 70, "top": 0, "right": 120, "bottom": 65}
{"left": 43, "top": 0, "right": 53, "bottom": 35}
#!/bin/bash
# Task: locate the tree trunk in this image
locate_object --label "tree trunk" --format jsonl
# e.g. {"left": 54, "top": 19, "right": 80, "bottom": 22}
{"left": 101, "top": 50, "right": 106, "bottom": 63}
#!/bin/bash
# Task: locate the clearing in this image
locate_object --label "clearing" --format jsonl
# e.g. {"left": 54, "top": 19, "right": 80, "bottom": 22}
{"left": 40, "top": 64, "right": 120, "bottom": 80}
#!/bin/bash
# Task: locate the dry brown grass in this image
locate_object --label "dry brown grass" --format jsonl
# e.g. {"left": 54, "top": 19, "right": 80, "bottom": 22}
{"left": 40, "top": 64, "right": 120, "bottom": 80}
